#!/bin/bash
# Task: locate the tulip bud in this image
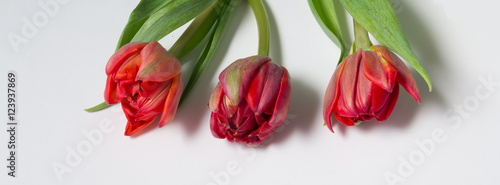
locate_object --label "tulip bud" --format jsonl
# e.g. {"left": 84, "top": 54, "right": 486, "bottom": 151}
{"left": 323, "top": 45, "right": 420, "bottom": 131}
{"left": 209, "top": 55, "right": 291, "bottom": 146}
{"left": 104, "top": 41, "right": 183, "bottom": 136}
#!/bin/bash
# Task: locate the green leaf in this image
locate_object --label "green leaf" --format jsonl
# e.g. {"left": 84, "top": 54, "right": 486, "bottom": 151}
{"left": 169, "top": 0, "right": 225, "bottom": 58}
{"left": 131, "top": 0, "right": 217, "bottom": 43}
{"left": 308, "top": 0, "right": 348, "bottom": 64}
{"left": 179, "top": 0, "right": 240, "bottom": 105}
{"left": 116, "top": 0, "right": 174, "bottom": 50}
{"left": 84, "top": 102, "right": 112, "bottom": 112}
{"left": 339, "top": 0, "right": 432, "bottom": 91}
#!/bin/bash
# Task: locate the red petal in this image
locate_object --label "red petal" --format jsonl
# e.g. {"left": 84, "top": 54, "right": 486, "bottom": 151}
{"left": 219, "top": 55, "right": 270, "bottom": 106}
{"left": 104, "top": 75, "right": 120, "bottom": 104}
{"left": 124, "top": 119, "right": 156, "bottom": 136}
{"left": 370, "top": 83, "right": 392, "bottom": 114}
{"left": 106, "top": 42, "right": 147, "bottom": 75}
{"left": 140, "top": 81, "right": 171, "bottom": 99}
{"left": 355, "top": 60, "right": 373, "bottom": 114}
{"left": 255, "top": 63, "right": 283, "bottom": 115}
{"left": 158, "top": 74, "right": 183, "bottom": 127}
{"left": 338, "top": 50, "right": 362, "bottom": 116}
{"left": 323, "top": 57, "right": 348, "bottom": 132}
{"left": 136, "top": 41, "right": 181, "bottom": 82}
{"left": 372, "top": 45, "right": 420, "bottom": 103}
{"left": 245, "top": 63, "right": 268, "bottom": 113}
{"left": 209, "top": 82, "right": 224, "bottom": 113}
{"left": 210, "top": 112, "right": 225, "bottom": 139}
{"left": 114, "top": 53, "right": 141, "bottom": 81}
{"left": 266, "top": 67, "right": 291, "bottom": 127}
{"left": 363, "top": 51, "right": 395, "bottom": 92}
{"left": 375, "top": 84, "right": 400, "bottom": 121}
{"left": 234, "top": 115, "right": 258, "bottom": 137}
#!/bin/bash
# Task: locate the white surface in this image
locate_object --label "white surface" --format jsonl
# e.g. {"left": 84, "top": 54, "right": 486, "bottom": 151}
{"left": 1, "top": 0, "right": 499, "bottom": 184}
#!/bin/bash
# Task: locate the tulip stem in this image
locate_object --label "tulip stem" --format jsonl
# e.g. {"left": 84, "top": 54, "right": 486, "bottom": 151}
{"left": 169, "top": 1, "right": 220, "bottom": 59}
{"left": 353, "top": 19, "right": 371, "bottom": 51}
{"left": 248, "top": 0, "right": 270, "bottom": 56}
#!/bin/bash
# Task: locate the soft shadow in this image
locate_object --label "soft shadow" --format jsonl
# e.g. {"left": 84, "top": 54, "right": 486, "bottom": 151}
{"left": 175, "top": 2, "right": 250, "bottom": 137}
{"left": 263, "top": 1, "right": 282, "bottom": 65}
{"left": 398, "top": 2, "right": 448, "bottom": 105}
{"left": 257, "top": 79, "right": 320, "bottom": 148}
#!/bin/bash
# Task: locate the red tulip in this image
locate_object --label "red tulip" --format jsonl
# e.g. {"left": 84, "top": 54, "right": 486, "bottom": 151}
{"left": 104, "top": 41, "right": 183, "bottom": 136}
{"left": 323, "top": 45, "right": 420, "bottom": 131}
{"left": 209, "top": 55, "right": 291, "bottom": 146}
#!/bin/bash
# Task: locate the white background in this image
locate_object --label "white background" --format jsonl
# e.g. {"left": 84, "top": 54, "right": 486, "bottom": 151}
{"left": 1, "top": 0, "right": 499, "bottom": 184}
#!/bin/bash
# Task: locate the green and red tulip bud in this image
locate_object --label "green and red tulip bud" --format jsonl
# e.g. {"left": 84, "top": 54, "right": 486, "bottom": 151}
{"left": 104, "top": 41, "right": 183, "bottom": 136}
{"left": 209, "top": 55, "right": 291, "bottom": 146}
{"left": 323, "top": 45, "right": 420, "bottom": 131}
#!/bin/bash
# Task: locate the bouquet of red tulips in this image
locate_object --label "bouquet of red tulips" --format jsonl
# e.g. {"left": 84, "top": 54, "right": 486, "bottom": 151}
{"left": 86, "top": 0, "right": 430, "bottom": 146}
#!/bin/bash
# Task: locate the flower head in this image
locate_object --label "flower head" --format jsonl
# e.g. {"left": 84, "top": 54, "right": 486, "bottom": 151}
{"left": 323, "top": 45, "right": 420, "bottom": 131}
{"left": 104, "top": 41, "right": 183, "bottom": 136}
{"left": 209, "top": 55, "right": 291, "bottom": 146}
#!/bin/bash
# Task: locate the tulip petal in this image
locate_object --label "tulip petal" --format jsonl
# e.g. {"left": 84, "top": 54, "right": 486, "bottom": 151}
{"left": 363, "top": 51, "right": 395, "bottom": 92}
{"left": 267, "top": 67, "right": 292, "bottom": 127}
{"left": 234, "top": 115, "right": 257, "bottom": 137}
{"left": 106, "top": 42, "right": 148, "bottom": 75}
{"left": 209, "top": 82, "right": 224, "bottom": 113}
{"left": 136, "top": 41, "right": 181, "bottom": 82}
{"left": 210, "top": 112, "right": 225, "bottom": 139}
{"left": 256, "top": 63, "right": 284, "bottom": 115}
{"left": 355, "top": 61, "right": 373, "bottom": 114}
{"left": 375, "top": 84, "right": 400, "bottom": 121}
{"left": 114, "top": 53, "right": 141, "bottom": 81}
{"left": 371, "top": 83, "right": 392, "bottom": 114}
{"left": 372, "top": 45, "right": 421, "bottom": 103}
{"left": 333, "top": 111, "right": 356, "bottom": 126}
{"left": 158, "top": 74, "right": 183, "bottom": 127}
{"left": 140, "top": 81, "right": 171, "bottom": 99}
{"left": 245, "top": 62, "right": 268, "bottom": 113}
{"left": 136, "top": 82, "right": 171, "bottom": 118}
{"left": 124, "top": 119, "right": 156, "bottom": 136}
{"left": 104, "top": 75, "right": 120, "bottom": 104}
{"left": 323, "top": 57, "right": 348, "bottom": 132}
{"left": 339, "top": 50, "right": 362, "bottom": 116}
{"left": 220, "top": 55, "right": 270, "bottom": 106}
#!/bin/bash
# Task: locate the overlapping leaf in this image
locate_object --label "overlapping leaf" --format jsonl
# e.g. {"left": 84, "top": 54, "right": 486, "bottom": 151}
{"left": 180, "top": 0, "right": 241, "bottom": 105}
{"left": 131, "top": 0, "right": 217, "bottom": 43}
{"left": 339, "top": 0, "right": 432, "bottom": 91}
{"left": 308, "top": 0, "right": 348, "bottom": 64}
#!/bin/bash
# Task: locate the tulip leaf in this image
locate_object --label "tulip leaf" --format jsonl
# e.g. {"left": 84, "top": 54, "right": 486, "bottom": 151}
{"left": 339, "top": 0, "right": 432, "bottom": 91}
{"left": 308, "top": 0, "right": 348, "bottom": 64}
{"left": 84, "top": 102, "right": 111, "bottom": 112}
{"left": 169, "top": 0, "right": 224, "bottom": 58}
{"left": 179, "top": 0, "right": 240, "bottom": 105}
{"left": 116, "top": 0, "right": 174, "bottom": 50}
{"left": 131, "top": 0, "right": 217, "bottom": 44}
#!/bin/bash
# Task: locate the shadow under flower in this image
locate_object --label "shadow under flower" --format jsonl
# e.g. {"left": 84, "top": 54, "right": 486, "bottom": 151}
{"left": 257, "top": 79, "right": 320, "bottom": 148}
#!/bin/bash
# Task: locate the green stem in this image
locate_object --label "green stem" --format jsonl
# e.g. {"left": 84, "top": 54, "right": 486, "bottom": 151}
{"left": 248, "top": 0, "right": 270, "bottom": 56}
{"left": 353, "top": 19, "right": 371, "bottom": 51}
{"left": 169, "top": 1, "right": 219, "bottom": 58}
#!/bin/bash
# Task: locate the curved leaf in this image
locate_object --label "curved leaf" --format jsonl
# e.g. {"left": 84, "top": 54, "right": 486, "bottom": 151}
{"left": 339, "top": 0, "right": 432, "bottom": 91}
{"left": 308, "top": 0, "right": 348, "bottom": 64}
{"left": 131, "top": 0, "right": 217, "bottom": 43}
{"left": 169, "top": 0, "right": 225, "bottom": 58}
{"left": 116, "top": 0, "right": 174, "bottom": 50}
{"left": 179, "top": 0, "right": 240, "bottom": 105}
